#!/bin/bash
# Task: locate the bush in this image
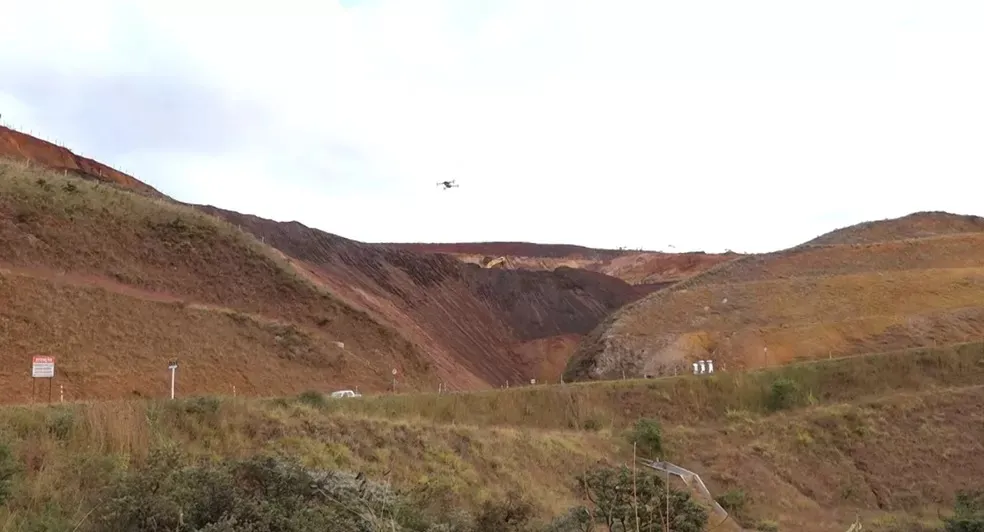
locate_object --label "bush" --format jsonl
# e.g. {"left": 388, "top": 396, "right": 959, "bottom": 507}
{"left": 297, "top": 390, "right": 327, "bottom": 408}
{"left": 92, "top": 445, "right": 455, "bottom": 532}
{"left": 0, "top": 441, "right": 19, "bottom": 505}
{"left": 767, "top": 378, "right": 801, "bottom": 411}
{"left": 944, "top": 490, "right": 984, "bottom": 532}
{"left": 575, "top": 465, "right": 707, "bottom": 532}
{"left": 542, "top": 507, "right": 592, "bottom": 532}
{"left": 627, "top": 418, "right": 664, "bottom": 458}
{"left": 756, "top": 521, "right": 780, "bottom": 532}
{"left": 472, "top": 491, "right": 535, "bottom": 532}
{"left": 716, "top": 488, "right": 747, "bottom": 516}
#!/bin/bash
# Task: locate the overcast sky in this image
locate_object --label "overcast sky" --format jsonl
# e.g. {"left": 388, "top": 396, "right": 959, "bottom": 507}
{"left": 1, "top": 0, "right": 983, "bottom": 253}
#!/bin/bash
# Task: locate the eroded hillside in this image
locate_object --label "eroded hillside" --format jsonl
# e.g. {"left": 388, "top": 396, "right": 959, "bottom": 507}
{"left": 197, "top": 207, "right": 642, "bottom": 388}
{"left": 566, "top": 211, "right": 984, "bottom": 381}
{"left": 0, "top": 127, "right": 647, "bottom": 397}
{"left": 392, "top": 241, "right": 739, "bottom": 286}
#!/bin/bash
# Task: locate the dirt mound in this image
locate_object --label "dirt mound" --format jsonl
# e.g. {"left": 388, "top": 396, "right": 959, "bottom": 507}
{"left": 566, "top": 211, "right": 984, "bottom": 381}
{"left": 390, "top": 242, "right": 738, "bottom": 286}
{"left": 199, "top": 206, "right": 643, "bottom": 389}
{"left": 0, "top": 126, "right": 165, "bottom": 198}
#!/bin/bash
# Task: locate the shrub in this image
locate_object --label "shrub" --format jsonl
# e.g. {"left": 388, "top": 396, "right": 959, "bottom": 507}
{"left": 767, "top": 378, "right": 801, "bottom": 411}
{"left": 627, "top": 418, "right": 664, "bottom": 458}
{"left": 944, "top": 490, "right": 984, "bottom": 532}
{"left": 297, "top": 390, "right": 327, "bottom": 408}
{"left": 542, "top": 506, "right": 592, "bottom": 532}
{"left": 716, "top": 488, "right": 747, "bottom": 516}
{"left": 92, "top": 445, "right": 456, "bottom": 532}
{"left": 472, "top": 491, "right": 536, "bottom": 532}
{"left": 575, "top": 465, "right": 707, "bottom": 532}
{"left": 756, "top": 520, "right": 780, "bottom": 532}
{"left": 0, "top": 441, "right": 19, "bottom": 505}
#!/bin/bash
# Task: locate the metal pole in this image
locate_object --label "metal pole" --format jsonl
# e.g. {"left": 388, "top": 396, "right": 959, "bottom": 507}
{"left": 170, "top": 366, "right": 176, "bottom": 399}
{"left": 60, "top": 385, "right": 64, "bottom": 403}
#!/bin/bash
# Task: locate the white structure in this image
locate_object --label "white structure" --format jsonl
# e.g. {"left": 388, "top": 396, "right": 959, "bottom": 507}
{"left": 330, "top": 390, "right": 362, "bottom": 398}
{"left": 31, "top": 356, "right": 55, "bottom": 378}
{"left": 692, "top": 359, "right": 716, "bottom": 375}
{"left": 168, "top": 360, "right": 178, "bottom": 399}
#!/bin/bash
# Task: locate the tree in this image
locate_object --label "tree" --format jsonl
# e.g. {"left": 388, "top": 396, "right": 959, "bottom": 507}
{"left": 576, "top": 465, "right": 707, "bottom": 532}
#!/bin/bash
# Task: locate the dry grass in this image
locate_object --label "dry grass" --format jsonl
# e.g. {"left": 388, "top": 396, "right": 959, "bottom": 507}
{"left": 574, "top": 264, "right": 984, "bottom": 378}
{"left": 620, "top": 267, "right": 984, "bottom": 336}
{"left": 0, "top": 395, "right": 616, "bottom": 529}
{"left": 0, "top": 345, "right": 980, "bottom": 530}
{"left": 319, "top": 341, "right": 984, "bottom": 431}
{"left": 668, "top": 384, "right": 984, "bottom": 531}
{"left": 0, "top": 271, "right": 409, "bottom": 402}
{"left": 688, "top": 232, "right": 984, "bottom": 288}
{"left": 802, "top": 210, "right": 984, "bottom": 246}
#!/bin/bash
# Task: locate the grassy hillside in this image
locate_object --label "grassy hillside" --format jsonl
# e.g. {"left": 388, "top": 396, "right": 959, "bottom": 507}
{"left": 0, "top": 159, "right": 430, "bottom": 400}
{"left": 802, "top": 211, "right": 984, "bottom": 246}
{"left": 315, "top": 341, "right": 984, "bottom": 430}
{"left": 0, "top": 397, "right": 617, "bottom": 530}
{"left": 566, "top": 211, "right": 984, "bottom": 381}
{"left": 1, "top": 342, "right": 981, "bottom": 531}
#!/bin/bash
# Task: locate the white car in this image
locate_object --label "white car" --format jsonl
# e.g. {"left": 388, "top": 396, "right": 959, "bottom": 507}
{"left": 329, "top": 390, "right": 362, "bottom": 398}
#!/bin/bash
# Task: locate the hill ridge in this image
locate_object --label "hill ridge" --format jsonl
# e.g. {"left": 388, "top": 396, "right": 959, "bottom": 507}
{"left": 565, "top": 210, "right": 984, "bottom": 382}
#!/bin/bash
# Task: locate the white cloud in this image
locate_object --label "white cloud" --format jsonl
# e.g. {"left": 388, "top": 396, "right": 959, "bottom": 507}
{"left": 2, "top": 0, "right": 983, "bottom": 253}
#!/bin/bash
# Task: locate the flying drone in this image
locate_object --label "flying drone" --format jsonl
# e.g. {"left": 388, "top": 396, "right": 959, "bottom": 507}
{"left": 436, "top": 179, "right": 459, "bottom": 190}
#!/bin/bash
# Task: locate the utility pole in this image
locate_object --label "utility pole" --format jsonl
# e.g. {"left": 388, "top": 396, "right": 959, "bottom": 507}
{"left": 168, "top": 360, "right": 178, "bottom": 399}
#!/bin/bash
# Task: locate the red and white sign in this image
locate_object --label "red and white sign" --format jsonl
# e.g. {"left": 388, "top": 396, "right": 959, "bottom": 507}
{"left": 31, "top": 356, "right": 55, "bottom": 378}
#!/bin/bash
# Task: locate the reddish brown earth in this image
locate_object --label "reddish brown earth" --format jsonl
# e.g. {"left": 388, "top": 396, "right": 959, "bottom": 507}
{"left": 0, "top": 126, "right": 165, "bottom": 198}
{"left": 0, "top": 126, "right": 657, "bottom": 397}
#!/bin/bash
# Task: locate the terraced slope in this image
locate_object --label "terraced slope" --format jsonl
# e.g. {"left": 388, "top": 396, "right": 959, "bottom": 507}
{"left": 565, "top": 211, "right": 984, "bottom": 381}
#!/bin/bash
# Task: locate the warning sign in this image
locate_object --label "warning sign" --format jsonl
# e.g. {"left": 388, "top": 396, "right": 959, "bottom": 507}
{"left": 31, "top": 356, "right": 55, "bottom": 378}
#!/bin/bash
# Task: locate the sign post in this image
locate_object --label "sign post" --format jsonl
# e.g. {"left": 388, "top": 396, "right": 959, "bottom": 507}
{"left": 391, "top": 368, "right": 397, "bottom": 393}
{"left": 31, "top": 356, "right": 55, "bottom": 403}
{"left": 168, "top": 360, "right": 178, "bottom": 399}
